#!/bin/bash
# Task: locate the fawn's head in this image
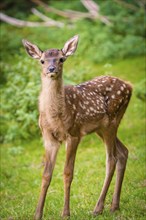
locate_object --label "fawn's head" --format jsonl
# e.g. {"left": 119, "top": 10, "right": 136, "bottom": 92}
{"left": 22, "top": 35, "right": 79, "bottom": 79}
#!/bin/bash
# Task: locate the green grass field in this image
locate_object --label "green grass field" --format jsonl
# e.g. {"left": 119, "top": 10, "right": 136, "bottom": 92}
{"left": 0, "top": 56, "right": 145, "bottom": 220}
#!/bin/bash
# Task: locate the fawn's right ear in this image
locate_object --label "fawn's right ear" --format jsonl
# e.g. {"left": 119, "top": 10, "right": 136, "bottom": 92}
{"left": 22, "top": 39, "right": 42, "bottom": 59}
{"left": 62, "top": 35, "right": 79, "bottom": 57}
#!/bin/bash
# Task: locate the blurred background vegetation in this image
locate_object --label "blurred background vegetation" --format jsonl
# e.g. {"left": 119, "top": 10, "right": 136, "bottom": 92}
{"left": 0, "top": 1, "right": 145, "bottom": 219}
{"left": 0, "top": 0, "right": 145, "bottom": 143}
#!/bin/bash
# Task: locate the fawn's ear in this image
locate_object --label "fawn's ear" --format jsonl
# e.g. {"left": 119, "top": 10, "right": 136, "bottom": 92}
{"left": 62, "top": 35, "right": 79, "bottom": 57}
{"left": 22, "top": 39, "right": 42, "bottom": 59}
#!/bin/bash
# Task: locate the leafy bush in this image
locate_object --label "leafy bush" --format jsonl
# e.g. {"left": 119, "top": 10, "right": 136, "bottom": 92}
{"left": 0, "top": 0, "right": 145, "bottom": 142}
{"left": 134, "top": 79, "right": 146, "bottom": 102}
{"left": 0, "top": 56, "right": 40, "bottom": 142}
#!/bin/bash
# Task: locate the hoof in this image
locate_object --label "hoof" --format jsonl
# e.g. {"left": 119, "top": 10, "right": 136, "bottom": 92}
{"left": 92, "top": 210, "right": 103, "bottom": 216}
{"left": 61, "top": 211, "right": 70, "bottom": 218}
{"left": 34, "top": 214, "right": 42, "bottom": 220}
{"left": 93, "top": 204, "right": 104, "bottom": 216}
{"left": 110, "top": 205, "right": 120, "bottom": 213}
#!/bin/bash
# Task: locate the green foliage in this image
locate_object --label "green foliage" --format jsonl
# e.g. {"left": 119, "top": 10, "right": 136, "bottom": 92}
{"left": 0, "top": 56, "right": 40, "bottom": 142}
{"left": 0, "top": 0, "right": 145, "bottom": 142}
{"left": 135, "top": 79, "right": 146, "bottom": 102}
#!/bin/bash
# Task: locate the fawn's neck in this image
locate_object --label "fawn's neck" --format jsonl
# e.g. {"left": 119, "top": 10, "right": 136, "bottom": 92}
{"left": 39, "top": 74, "right": 65, "bottom": 116}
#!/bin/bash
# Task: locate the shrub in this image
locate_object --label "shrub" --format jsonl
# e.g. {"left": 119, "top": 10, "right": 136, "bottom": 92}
{"left": 0, "top": 0, "right": 145, "bottom": 142}
{"left": 0, "top": 56, "right": 40, "bottom": 142}
{"left": 135, "top": 79, "right": 146, "bottom": 102}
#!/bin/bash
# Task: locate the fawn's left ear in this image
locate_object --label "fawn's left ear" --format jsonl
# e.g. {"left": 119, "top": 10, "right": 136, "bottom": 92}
{"left": 22, "top": 39, "right": 42, "bottom": 59}
{"left": 62, "top": 35, "right": 79, "bottom": 57}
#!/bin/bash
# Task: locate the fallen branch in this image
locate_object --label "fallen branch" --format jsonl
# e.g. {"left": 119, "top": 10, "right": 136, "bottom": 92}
{"left": 31, "top": 0, "right": 77, "bottom": 19}
{"left": 81, "top": 0, "right": 99, "bottom": 16}
{"left": 31, "top": 8, "right": 64, "bottom": 27}
{"left": 0, "top": 12, "right": 63, "bottom": 27}
{"left": 81, "top": 0, "right": 111, "bottom": 25}
{"left": 32, "top": 0, "right": 95, "bottom": 20}
{"left": 32, "top": 0, "right": 111, "bottom": 25}
{"left": 0, "top": 0, "right": 112, "bottom": 28}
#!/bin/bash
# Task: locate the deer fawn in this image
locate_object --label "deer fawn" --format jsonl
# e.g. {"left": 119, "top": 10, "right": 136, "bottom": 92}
{"left": 22, "top": 35, "right": 132, "bottom": 219}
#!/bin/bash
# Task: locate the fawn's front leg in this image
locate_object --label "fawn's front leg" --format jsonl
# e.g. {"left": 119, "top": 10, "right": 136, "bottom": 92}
{"left": 62, "top": 136, "right": 80, "bottom": 217}
{"left": 34, "top": 132, "right": 60, "bottom": 220}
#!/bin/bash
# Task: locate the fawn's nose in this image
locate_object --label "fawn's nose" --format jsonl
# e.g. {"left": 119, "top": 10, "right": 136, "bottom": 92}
{"left": 48, "top": 66, "right": 55, "bottom": 73}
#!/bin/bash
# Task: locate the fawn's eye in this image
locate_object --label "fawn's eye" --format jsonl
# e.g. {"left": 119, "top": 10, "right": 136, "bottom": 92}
{"left": 60, "top": 58, "right": 64, "bottom": 63}
{"left": 40, "top": 60, "right": 44, "bottom": 64}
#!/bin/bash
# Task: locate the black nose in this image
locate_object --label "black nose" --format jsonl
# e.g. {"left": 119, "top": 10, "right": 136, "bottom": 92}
{"left": 49, "top": 66, "right": 55, "bottom": 73}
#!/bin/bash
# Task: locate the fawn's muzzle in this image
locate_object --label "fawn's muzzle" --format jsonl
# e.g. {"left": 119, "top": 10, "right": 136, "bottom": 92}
{"left": 48, "top": 66, "right": 55, "bottom": 73}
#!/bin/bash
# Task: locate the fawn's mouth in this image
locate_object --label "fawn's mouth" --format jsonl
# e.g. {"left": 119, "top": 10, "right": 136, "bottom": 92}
{"left": 47, "top": 72, "right": 58, "bottom": 78}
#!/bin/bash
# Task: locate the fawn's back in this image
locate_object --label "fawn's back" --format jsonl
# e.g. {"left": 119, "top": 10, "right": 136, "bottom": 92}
{"left": 64, "top": 75, "right": 132, "bottom": 136}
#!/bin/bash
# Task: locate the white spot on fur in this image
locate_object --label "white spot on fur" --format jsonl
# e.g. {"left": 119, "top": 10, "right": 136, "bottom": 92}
{"left": 120, "top": 86, "right": 124, "bottom": 91}
{"left": 111, "top": 95, "right": 115, "bottom": 99}
{"left": 73, "top": 104, "right": 76, "bottom": 110}
{"left": 73, "top": 94, "right": 76, "bottom": 99}
{"left": 67, "top": 100, "right": 71, "bottom": 105}
{"left": 90, "top": 107, "right": 94, "bottom": 111}
{"left": 100, "top": 104, "right": 104, "bottom": 109}
{"left": 106, "top": 87, "right": 112, "bottom": 91}
{"left": 105, "top": 96, "right": 109, "bottom": 100}
{"left": 79, "top": 102, "right": 86, "bottom": 109}
{"left": 87, "top": 96, "right": 91, "bottom": 100}
{"left": 117, "top": 90, "right": 121, "bottom": 95}
{"left": 84, "top": 101, "right": 89, "bottom": 105}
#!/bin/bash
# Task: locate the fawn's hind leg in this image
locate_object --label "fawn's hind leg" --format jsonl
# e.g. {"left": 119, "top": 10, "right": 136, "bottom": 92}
{"left": 110, "top": 137, "right": 128, "bottom": 212}
{"left": 93, "top": 131, "right": 117, "bottom": 215}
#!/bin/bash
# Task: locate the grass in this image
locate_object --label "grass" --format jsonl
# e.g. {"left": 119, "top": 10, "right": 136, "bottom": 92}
{"left": 0, "top": 56, "right": 145, "bottom": 220}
